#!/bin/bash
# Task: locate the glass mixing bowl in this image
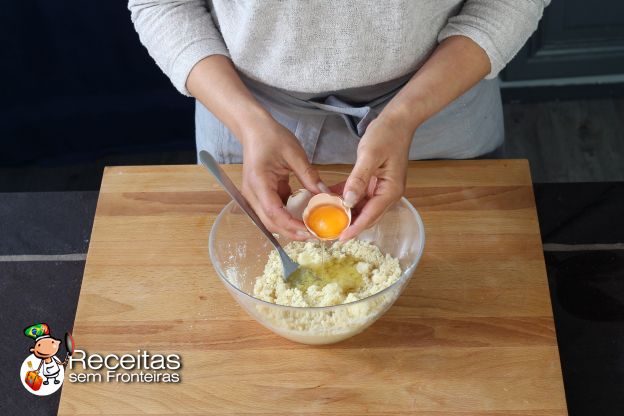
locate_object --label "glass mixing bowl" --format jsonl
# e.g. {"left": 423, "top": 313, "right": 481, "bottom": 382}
{"left": 208, "top": 171, "right": 425, "bottom": 344}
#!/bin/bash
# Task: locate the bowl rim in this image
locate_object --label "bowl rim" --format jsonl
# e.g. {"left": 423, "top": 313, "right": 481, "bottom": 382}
{"left": 208, "top": 174, "right": 426, "bottom": 311}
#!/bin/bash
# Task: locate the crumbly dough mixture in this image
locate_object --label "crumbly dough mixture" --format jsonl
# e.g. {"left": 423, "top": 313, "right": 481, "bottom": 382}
{"left": 253, "top": 240, "right": 402, "bottom": 307}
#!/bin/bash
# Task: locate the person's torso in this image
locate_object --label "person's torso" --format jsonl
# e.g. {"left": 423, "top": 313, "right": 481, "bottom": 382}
{"left": 209, "top": 0, "right": 463, "bottom": 93}
{"left": 42, "top": 359, "right": 59, "bottom": 375}
{"left": 196, "top": 77, "right": 504, "bottom": 164}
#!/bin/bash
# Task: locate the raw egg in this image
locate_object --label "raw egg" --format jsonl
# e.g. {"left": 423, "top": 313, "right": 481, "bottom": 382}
{"left": 307, "top": 205, "right": 349, "bottom": 238}
{"left": 302, "top": 193, "right": 351, "bottom": 240}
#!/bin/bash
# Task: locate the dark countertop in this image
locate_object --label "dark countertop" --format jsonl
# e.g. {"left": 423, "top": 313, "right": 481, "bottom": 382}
{"left": 0, "top": 192, "right": 97, "bottom": 416}
{"left": 1, "top": 184, "right": 623, "bottom": 416}
{"left": 547, "top": 248, "right": 624, "bottom": 413}
{"left": 534, "top": 183, "right": 624, "bottom": 415}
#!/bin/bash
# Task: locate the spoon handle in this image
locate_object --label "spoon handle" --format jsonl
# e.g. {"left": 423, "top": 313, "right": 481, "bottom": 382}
{"left": 199, "top": 151, "right": 283, "bottom": 251}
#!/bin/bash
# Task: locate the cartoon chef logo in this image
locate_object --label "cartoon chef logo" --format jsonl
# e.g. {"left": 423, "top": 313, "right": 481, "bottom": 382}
{"left": 20, "top": 323, "right": 74, "bottom": 396}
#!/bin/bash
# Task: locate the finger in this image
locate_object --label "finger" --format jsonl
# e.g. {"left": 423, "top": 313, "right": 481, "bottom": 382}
{"left": 254, "top": 178, "right": 312, "bottom": 240}
{"left": 248, "top": 188, "right": 310, "bottom": 241}
{"left": 328, "top": 181, "right": 372, "bottom": 220}
{"left": 339, "top": 193, "right": 397, "bottom": 242}
{"left": 286, "top": 150, "right": 330, "bottom": 194}
{"left": 241, "top": 182, "right": 278, "bottom": 232}
{"left": 343, "top": 153, "right": 377, "bottom": 208}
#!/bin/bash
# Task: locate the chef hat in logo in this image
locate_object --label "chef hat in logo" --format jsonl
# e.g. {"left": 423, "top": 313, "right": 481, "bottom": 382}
{"left": 24, "top": 323, "right": 51, "bottom": 341}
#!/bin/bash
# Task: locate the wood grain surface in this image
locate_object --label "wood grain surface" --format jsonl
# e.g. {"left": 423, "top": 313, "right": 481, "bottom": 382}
{"left": 58, "top": 160, "right": 568, "bottom": 415}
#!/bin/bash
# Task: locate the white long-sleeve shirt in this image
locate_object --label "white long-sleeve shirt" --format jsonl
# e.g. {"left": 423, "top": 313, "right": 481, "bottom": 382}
{"left": 128, "top": 0, "right": 549, "bottom": 96}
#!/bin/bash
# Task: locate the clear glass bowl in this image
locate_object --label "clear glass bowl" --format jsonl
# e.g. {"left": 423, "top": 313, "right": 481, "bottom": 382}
{"left": 208, "top": 171, "right": 425, "bottom": 344}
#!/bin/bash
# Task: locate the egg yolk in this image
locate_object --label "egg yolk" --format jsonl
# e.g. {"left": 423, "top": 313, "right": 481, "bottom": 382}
{"left": 307, "top": 204, "right": 349, "bottom": 239}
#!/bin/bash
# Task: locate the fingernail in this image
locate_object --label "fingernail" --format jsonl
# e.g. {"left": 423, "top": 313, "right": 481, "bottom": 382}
{"left": 317, "top": 181, "right": 331, "bottom": 194}
{"left": 297, "top": 230, "right": 312, "bottom": 238}
{"left": 343, "top": 191, "right": 357, "bottom": 208}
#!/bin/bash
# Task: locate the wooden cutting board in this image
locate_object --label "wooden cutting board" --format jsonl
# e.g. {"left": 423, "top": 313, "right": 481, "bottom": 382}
{"left": 58, "top": 160, "right": 568, "bottom": 415}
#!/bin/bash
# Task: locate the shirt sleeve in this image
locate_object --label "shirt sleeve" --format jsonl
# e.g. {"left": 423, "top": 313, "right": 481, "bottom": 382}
{"left": 438, "top": 0, "right": 550, "bottom": 79}
{"left": 128, "top": 0, "right": 230, "bottom": 96}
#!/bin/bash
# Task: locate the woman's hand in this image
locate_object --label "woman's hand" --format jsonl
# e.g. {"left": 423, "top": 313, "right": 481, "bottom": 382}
{"left": 339, "top": 114, "right": 413, "bottom": 241}
{"left": 187, "top": 56, "right": 330, "bottom": 240}
{"left": 338, "top": 36, "right": 491, "bottom": 241}
{"left": 240, "top": 116, "right": 329, "bottom": 241}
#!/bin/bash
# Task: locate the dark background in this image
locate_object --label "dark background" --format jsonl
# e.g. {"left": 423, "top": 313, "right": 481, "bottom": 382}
{"left": 1, "top": 1, "right": 624, "bottom": 416}
{"left": 1, "top": 1, "right": 194, "bottom": 184}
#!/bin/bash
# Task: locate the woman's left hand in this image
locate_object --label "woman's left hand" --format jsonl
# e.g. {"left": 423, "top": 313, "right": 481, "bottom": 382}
{"left": 337, "top": 35, "right": 492, "bottom": 241}
{"left": 339, "top": 114, "right": 414, "bottom": 241}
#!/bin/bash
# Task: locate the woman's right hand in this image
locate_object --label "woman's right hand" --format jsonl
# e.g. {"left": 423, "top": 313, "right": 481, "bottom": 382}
{"left": 239, "top": 116, "right": 329, "bottom": 240}
{"left": 186, "top": 55, "right": 328, "bottom": 239}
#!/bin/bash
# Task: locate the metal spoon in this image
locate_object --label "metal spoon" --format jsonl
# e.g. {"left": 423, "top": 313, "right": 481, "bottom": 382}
{"left": 199, "top": 150, "right": 299, "bottom": 281}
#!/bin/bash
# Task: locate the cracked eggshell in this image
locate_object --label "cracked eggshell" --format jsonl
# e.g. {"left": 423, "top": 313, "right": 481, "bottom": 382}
{"left": 302, "top": 193, "right": 352, "bottom": 240}
{"left": 285, "top": 189, "right": 313, "bottom": 220}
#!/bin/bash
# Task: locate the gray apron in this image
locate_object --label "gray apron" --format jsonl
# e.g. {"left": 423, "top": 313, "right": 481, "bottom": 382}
{"left": 195, "top": 73, "right": 504, "bottom": 164}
